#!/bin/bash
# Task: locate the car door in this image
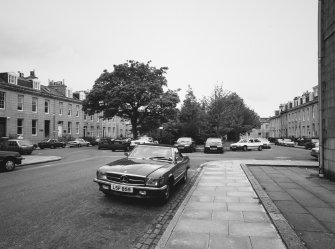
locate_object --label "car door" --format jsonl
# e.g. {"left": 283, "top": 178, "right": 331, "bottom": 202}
{"left": 173, "top": 148, "right": 187, "bottom": 183}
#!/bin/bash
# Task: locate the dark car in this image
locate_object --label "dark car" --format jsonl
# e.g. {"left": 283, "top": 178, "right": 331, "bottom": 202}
{"left": 174, "top": 137, "right": 196, "bottom": 153}
{"left": 304, "top": 139, "right": 319, "bottom": 150}
{"left": 38, "top": 139, "right": 66, "bottom": 149}
{"left": 204, "top": 138, "right": 224, "bottom": 154}
{"left": 0, "top": 150, "right": 23, "bottom": 172}
{"left": 98, "top": 138, "right": 131, "bottom": 151}
{"left": 1, "top": 139, "right": 34, "bottom": 155}
{"left": 94, "top": 144, "right": 190, "bottom": 203}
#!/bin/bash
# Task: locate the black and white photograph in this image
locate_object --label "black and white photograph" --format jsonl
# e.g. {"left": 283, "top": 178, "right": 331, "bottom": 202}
{"left": 1, "top": 1, "right": 335, "bottom": 249}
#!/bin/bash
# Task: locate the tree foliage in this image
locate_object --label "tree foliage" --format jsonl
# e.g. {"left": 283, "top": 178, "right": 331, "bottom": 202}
{"left": 178, "top": 86, "right": 203, "bottom": 141}
{"left": 82, "top": 60, "right": 180, "bottom": 139}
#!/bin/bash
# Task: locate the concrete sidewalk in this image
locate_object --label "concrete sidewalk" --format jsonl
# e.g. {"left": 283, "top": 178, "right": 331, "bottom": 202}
{"left": 156, "top": 160, "right": 319, "bottom": 249}
{"left": 19, "top": 155, "right": 62, "bottom": 166}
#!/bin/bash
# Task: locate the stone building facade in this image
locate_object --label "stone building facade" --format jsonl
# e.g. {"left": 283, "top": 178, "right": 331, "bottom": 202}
{"left": 320, "top": 0, "right": 335, "bottom": 178}
{"left": 0, "top": 71, "right": 130, "bottom": 144}
{"left": 269, "top": 86, "right": 319, "bottom": 139}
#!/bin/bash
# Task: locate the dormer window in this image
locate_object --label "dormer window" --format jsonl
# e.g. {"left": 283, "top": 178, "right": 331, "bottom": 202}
{"left": 33, "top": 80, "right": 40, "bottom": 90}
{"left": 8, "top": 73, "right": 18, "bottom": 85}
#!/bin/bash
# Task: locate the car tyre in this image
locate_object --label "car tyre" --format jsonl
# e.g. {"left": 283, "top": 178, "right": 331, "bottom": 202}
{"left": 39, "top": 146, "right": 44, "bottom": 149}
{"left": 125, "top": 146, "right": 130, "bottom": 152}
{"left": 50, "top": 145, "right": 55, "bottom": 149}
{"left": 181, "top": 169, "right": 188, "bottom": 184}
{"left": 3, "top": 159, "right": 16, "bottom": 172}
{"left": 243, "top": 145, "right": 247, "bottom": 151}
{"left": 258, "top": 146, "right": 263, "bottom": 151}
{"left": 160, "top": 182, "right": 172, "bottom": 204}
{"left": 62, "top": 144, "right": 66, "bottom": 148}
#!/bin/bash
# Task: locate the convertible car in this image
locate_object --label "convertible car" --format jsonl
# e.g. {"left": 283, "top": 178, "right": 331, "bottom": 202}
{"left": 93, "top": 144, "right": 190, "bottom": 203}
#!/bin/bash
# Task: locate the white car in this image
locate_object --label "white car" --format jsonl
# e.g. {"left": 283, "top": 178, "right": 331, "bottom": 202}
{"left": 311, "top": 142, "right": 319, "bottom": 159}
{"left": 257, "top": 138, "right": 271, "bottom": 149}
{"left": 130, "top": 136, "right": 154, "bottom": 149}
{"left": 68, "top": 138, "right": 90, "bottom": 147}
{"left": 283, "top": 139, "right": 295, "bottom": 147}
{"left": 230, "top": 138, "right": 263, "bottom": 151}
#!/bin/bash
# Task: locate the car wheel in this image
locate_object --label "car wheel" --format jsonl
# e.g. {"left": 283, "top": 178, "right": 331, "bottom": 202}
{"left": 62, "top": 144, "right": 66, "bottom": 148}
{"left": 181, "top": 169, "right": 188, "bottom": 184}
{"left": 86, "top": 144, "right": 89, "bottom": 147}
{"left": 3, "top": 159, "right": 15, "bottom": 172}
{"left": 50, "top": 145, "right": 55, "bottom": 149}
{"left": 112, "top": 149, "right": 115, "bottom": 152}
{"left": 39, "top": 146, "right": 44, "bottom": 149}
{"left": 243, "top": 145, "right": 247, "bottom": 151}
{"left": 258, "top": 146, "right": 263, "bottom": 151}
{"left": 125, "top": 146, "right": 130, "bottom": 152}
{"left": 161, "top": 182, "right": 172, "bottom": 204}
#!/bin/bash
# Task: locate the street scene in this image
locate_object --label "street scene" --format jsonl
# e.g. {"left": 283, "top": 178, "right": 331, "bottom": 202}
{"left": 1, "top": 1, "right": 335, "bottom": 249}
{"left": 0, "top": 144, "right": 318, "bottom": 249}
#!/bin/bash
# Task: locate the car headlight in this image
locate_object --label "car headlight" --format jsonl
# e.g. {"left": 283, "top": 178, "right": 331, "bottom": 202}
{"left": 146, "top": 177, "right": 164, "bottom": 187}
{"left": 97, "top": 170, "right": 107, "bottom": 180}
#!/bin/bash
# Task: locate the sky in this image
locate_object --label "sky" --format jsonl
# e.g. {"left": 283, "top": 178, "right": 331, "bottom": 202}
{"left": 0, "top": 0, "right": 318, "bottom": 118}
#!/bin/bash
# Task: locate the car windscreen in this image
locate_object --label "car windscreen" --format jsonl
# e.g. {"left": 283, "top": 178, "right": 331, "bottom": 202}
{"left": 130, "top": 146, "right": 172, "bottom": 160}
{"left": 177, "top": 138, "right": 191, "bottom": 143}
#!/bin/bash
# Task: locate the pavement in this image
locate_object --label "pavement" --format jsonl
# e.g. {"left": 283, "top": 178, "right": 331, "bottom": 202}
{"left": 155, "top": 160, "right": 326, "bottom": 249}
{"left": 19, "top": 154, "right": 62, "bottom": 166}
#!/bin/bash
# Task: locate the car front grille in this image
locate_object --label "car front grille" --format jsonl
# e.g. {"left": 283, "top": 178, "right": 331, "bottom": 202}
{"left": 106, "top": 173, "right": 146, "bottom": 185}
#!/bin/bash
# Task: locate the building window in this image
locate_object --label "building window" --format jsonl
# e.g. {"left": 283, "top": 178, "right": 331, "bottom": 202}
{"left": 76, "top": 122, "right": 80, "bottom": 134}
{"left": 32, "top": 120, "right": 37, "bottom": 135}
{"left": 45, "top": 100, "right": 50, "bottom": 113}
{"left": 90, "top": 115, "right": 93, "bottom": 121}
{"left": 18, "top": 95, "right": 24, "bottom": 111}
{"left": 76, "top": 105, "right": 80, "bottom": 117}
{"left": 32, "top": 97, "right": 38, "bottom": 113}
{"left": 68, "top": 104, "right": 72, "bottom": 116}
{"left": 59, "top": 102, "right": 63, "bottom": 115}
{"left": 0, "top": 91, "right": 5, "bottom": 109}
{"left": 17, "top": 119, "right": 23, "bottom": 135}
{"left": 68, "top": 122, "right": 72, "bottom": 134}
{"left": 91, "top": 126, "right": 94, "bottom": 137}
{"left": 84, "top": 114, "right": 87, "bottom": 121}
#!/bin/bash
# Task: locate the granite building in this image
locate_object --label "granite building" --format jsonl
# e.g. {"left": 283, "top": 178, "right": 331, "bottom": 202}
{"left": 319, "top": 0, "right": 335, "bottom": 178}
{"left": 0, "top": 70, "right": 129, "bottom": 144}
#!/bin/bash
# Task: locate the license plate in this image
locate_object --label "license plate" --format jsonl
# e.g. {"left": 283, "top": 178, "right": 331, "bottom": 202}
{"left": 210, "top": 148, "right": 217, "bottom": 150}
{"left": 111, "top": 183, "right": 133, "bottom": 193}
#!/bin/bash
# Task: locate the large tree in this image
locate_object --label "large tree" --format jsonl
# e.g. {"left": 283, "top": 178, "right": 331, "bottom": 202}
{"left": 206, "top": 85, "right": 261, "bottom": 140}
{"left": 179, "top": 86, "right": 203, "bottom": 141}
{"left": 82, "top": 60, "right": 180, "bottom": 139}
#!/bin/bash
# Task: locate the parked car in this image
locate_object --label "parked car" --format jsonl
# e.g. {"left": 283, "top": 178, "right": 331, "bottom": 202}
{"left": 282, "top": 139, "right": 295, "bottom": 147}
{"left": 230, "top": 138, "right": 263, "bottom": 151}
{"left": 304, "top": 139, "right": 319, "bottom": 150}
{"left": 130, "top": 136, "right": 155, "bottom": 149}
{"left": 38, "top": 139, "right": 66, "bottom": 149}
{"left": 257, "top": 138, "right": 271, "bottom": 149}
{"left": 68, "top": 138, "right": 90, "bottom": 147}
{"left": 204, "top": 138, "right": 224, "bottom": 154}
{"left": 98, "top": 138, "right": 131, "bottom": 151}
{"left": 275, "top": 139, "right": 285, "bottom": 146}
{"left": 0, "top": 150, "right": 23, "bottom": 172}
{"left": 83, "top": 137, "right": 100, "bottom": 146}
{"left": 1, "top": 139, "right": 34, "bottom": 155}
{"left": 93, "top": 144, "right": 190, "bottom": 203}
{"left": 174, "top": 137, "right": 196, "bottom": 153}
{"left": 311, "top": 143, "right": 319, "bottom": 159}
